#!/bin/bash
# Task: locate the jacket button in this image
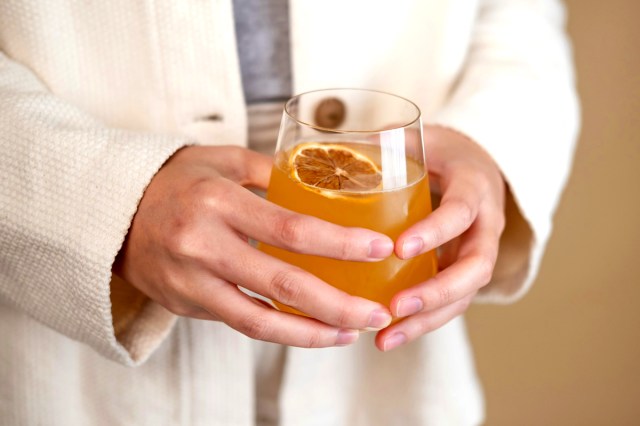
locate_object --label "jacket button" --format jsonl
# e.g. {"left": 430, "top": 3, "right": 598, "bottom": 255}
{"left": 314, "top": 97, "right": 345, "bottom": 129}
{"left": 196, "top": 113, "right": 224, "bottom": 122}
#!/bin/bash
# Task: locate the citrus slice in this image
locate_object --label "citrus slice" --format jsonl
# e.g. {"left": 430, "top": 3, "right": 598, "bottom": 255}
{"left": 290, "top": 142, "right": 382, "bottom": 191}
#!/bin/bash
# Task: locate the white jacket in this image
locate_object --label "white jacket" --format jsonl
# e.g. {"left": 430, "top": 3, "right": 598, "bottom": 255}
{"left": 0, "top": 1, "right": 579, "bottom": 425}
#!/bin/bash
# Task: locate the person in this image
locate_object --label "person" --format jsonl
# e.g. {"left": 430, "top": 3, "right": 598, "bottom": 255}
{"left": 0, "top": 1, "right": 579, "bottom": 425}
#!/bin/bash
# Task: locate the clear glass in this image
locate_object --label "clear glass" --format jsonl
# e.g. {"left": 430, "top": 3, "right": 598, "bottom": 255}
{"left": 260, "top": 88, "right": 437, "bottom": 314}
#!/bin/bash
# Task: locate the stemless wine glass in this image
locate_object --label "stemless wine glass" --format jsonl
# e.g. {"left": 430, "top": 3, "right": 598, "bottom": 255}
{"left": 260, "top": 88, "right": 437, "bottom": 315}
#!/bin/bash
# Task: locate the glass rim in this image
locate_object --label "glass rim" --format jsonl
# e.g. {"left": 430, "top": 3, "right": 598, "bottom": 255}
{"left": 283, "top": 88, "right": 422, "bottom": 134}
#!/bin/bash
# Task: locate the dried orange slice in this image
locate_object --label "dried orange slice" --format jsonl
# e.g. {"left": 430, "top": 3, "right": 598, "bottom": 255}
{"left": 290, "top": 142, "right": 382, "bottom": 191}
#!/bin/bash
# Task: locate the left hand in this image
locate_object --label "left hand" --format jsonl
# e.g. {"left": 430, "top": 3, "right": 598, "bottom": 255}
{"left": 375, "top": 126, "right": 507, "bottom": 351}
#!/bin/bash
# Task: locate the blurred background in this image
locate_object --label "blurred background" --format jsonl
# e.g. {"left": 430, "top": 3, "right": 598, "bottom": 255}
{"left": 466, "top": 0, "right": 640, "bottom": 424}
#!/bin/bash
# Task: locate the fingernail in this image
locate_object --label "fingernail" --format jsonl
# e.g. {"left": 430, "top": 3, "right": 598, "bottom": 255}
{"left": 396, "top": 297, "right": 424, "bottom": 318}
{"left": 383, "top": 332, "right": 408, "bottom": 351}
{"left": 365, "top": 309, "right": 392, "bottom": 331}
{"left": 368, "top": 238, "right": 394, "bottom": 259}
{"left": 336, "top": 329, "right": 360, "bottom": 346}
{"left": 401, "top": 236, "right": 424, "bottom": 258}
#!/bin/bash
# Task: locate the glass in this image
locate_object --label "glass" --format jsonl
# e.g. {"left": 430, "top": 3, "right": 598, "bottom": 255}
{"left": 259, "top": 88, "right": 437, "bottom": 315}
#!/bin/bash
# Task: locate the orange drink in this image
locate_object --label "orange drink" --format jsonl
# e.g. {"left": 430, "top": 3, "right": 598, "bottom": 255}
{"left": 260, "top": 141, "right": 437, "bottom": 314}
{"left": 260, "top": 89, "right": 436, "bottom": 316}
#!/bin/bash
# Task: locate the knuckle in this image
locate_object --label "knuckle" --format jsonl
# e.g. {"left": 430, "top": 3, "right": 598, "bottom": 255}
{"left": 337, "top": 232, "right": 357, "bottom": 260}
{"left": 274, "top": 213, "right": 305, "bottom": 248}
{"left": 164, "top": 225, "right": 199, "bottom": 258}
{"left": 197, "top": 178, "right": 233, "bottom": 214}
{"left": 177, "top": 177, "right": 236, "bottom": 226}
{"left": 450, "top": 198, "right": 475, "bottom": 228}
{"left": 239, "top": 313, "right": 272, "bottom": 341}
{"left": 301, "top": 330, "right": 322, "bottom": 348}
{"left": 331, "top": 298, "right": 354, "bottom": 328}
{"left": 430, "top": 223, "right": 446, "bottom": 247}
{"left": 164, "top": 181, "right": 230, "bottom": 258}
{"left": 437, "top": 284, "right": 454, "bottom": 307}
{"left": 270, "top": 268, "right": 304, "bottom": 306}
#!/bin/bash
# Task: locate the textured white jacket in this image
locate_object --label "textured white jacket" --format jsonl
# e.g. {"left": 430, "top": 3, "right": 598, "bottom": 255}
{"left": 0, "top": 1, "right": 579, "bottom": 425}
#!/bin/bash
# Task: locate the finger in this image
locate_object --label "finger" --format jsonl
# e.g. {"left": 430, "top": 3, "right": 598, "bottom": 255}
{"left": 395, "top": 178, "right": 482, "bottom": 259}
{"left": 197, "top": 232, "right": 393, "bottom": 331}
{"left": 238, "top": 149, "right": 274, "bottom": 189}
{"left": 390, "top": 216, "right": 500, "bottom": 317}
{"left": 197, "top": 279, "right": 361, "bottom": 348}
{"left": 375, "top": 292, "right": 476, "bottom": 352}
{"left": 214, "top": 179, "right": 394, "bottom": 261}
{"left": 199, "top": 146, "right": 273, "bottom": 189}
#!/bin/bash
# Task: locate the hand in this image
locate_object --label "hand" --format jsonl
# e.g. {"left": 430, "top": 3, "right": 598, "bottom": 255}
{"left": 375, "top": 126, "right": 507, "bottom": 351}
{"left": 114, "top": 145, "right": 394, "bottom": 348}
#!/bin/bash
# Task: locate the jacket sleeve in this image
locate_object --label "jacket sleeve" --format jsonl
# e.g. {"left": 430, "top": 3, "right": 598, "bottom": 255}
{"left": 0, "top": 52, "right": 189, "bottom": 365}
{"left": 432, "top": 0, "right": 580, "bottom": 303}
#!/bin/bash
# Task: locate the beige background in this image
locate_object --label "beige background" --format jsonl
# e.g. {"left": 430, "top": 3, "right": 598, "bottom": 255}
{"left": 466, "top": 0, "right": 640, "bottom": 424}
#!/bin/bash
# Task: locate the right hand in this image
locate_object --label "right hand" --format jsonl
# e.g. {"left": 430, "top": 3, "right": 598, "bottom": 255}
{"left": 113, "top": 145, "right": 394, "bottom": 348}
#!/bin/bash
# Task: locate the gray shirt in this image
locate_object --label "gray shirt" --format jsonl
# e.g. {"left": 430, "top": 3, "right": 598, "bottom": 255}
{"left": 233, "top": 0, "right": 292, "bottom": 104}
